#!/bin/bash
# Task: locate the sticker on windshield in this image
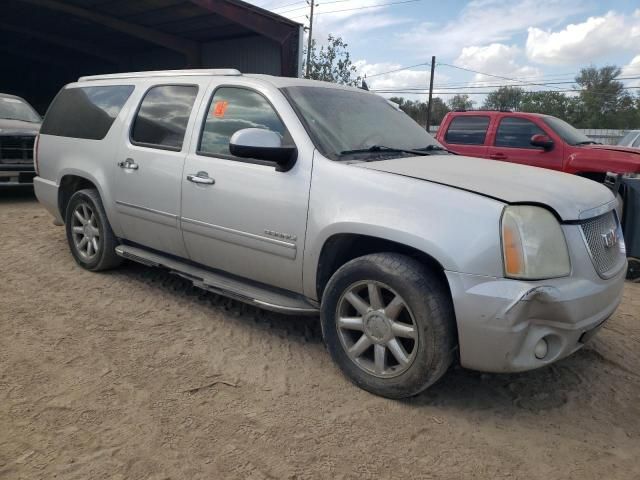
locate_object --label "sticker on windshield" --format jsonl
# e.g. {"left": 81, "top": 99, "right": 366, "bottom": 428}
{"left": 1, "top": 98, "right": 22, "bottom": 104}
{"left": 213, "top": 101, "right": 228, "bottom": 118}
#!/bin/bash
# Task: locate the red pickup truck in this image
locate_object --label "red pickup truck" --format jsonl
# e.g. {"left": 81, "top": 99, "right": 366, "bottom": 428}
{"left": 435, "top": 111, "right": 640, "bottom": 181}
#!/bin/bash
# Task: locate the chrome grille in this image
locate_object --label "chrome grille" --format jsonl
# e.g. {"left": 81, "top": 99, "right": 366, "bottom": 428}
{"left": 580, "top": 211, "right": 625, "bottom": 278}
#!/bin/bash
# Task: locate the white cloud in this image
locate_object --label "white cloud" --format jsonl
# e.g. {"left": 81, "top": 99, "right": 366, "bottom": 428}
{"left": 622, "top": 55, "right": 640, "bottom": 88}
{"left": 398, "top": 0, "right": 585, "bottom": 58}
{"left": 455, "top": 43, "right": 542, "bottom": 82}
{"left": 354, "top": 61, "right": 451, "bottom": 101}
{"left": 526, "top": 10, "right": 640, "bottom": 65}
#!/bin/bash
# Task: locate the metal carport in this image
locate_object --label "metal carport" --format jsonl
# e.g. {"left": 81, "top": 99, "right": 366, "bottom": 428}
{"left": 0, "top": 0, "right": 303, "bottom": 112}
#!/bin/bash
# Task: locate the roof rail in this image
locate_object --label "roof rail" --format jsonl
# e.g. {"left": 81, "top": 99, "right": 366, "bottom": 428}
{"left": 452, "top": 108, "right": 513, "bottom": 113}
{"left": 79, "top": 69, "right": 242, "bottom": 82}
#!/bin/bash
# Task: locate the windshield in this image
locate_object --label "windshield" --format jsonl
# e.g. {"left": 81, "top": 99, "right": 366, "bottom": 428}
{"left": 0, "top": 96, "right": 41, "bottom": 123}
{"left": 542, "top": 116, "right": 593, "bottom": 146}
{"left": 282, "top": 86, "right": 442, "bottom": 160}
{"left": 618, "top": 131, "right": 639, "bottom": 146}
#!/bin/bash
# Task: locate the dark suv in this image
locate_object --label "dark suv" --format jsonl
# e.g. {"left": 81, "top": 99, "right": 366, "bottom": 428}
{"left": 0, "top": 93, "right": 41, "bottom": 186}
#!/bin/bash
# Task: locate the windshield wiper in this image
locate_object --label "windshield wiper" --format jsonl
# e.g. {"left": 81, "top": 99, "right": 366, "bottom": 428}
{"left": 574, "top": 140, "right": 601, "bottom": 145}
{"left": 338, "top": 145, "right": 432, "bottom": 158}
{"left": 416, "top": 144, "right": 455, "bottom": 154}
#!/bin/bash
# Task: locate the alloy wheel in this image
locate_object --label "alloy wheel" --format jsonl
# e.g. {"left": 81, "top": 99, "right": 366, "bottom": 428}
{"left": 336, "top": 281, "right": 419, "bottom": 378}
{"left": 71, "top": 202, "right": 100, "bottom": 261}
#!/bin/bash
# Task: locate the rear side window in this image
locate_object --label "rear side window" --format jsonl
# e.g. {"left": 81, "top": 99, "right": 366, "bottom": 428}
{"left": 633, "top": 135, "right": 640, "bottom": 148}
{"left": 130, "top": 85, "right": 198, "bottom": 151}
{"left": 495, "top": 117, "right": 545, "bottom": 148}
{"left": 41, "top": 85, "right": 134, "bottom": 140}
{"left": 445, "top": 116, "right": 490, "bottom": 145}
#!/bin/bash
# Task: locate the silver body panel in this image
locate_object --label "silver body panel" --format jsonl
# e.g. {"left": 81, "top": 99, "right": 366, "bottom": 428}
{"left": 34, "top": 71, "right": 627, "bottom": 373}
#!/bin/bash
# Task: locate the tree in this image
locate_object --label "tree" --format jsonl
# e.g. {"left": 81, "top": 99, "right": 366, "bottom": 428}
{"left": 520, "top": 91, "right": 572, "bottom": 119}
{"left": 388, "top": 97, "right": 450, "bottom": 127}
{"left": 574, "top": 65, "right": 624, "bottom": 127}
{"left": 447, "top": 94, "right": 474, "bottom": 111}
{"left": 304, "top": 34, "right": 362, "bottom": 87}
{"left": 482, "top": 86, "right": 525, "bottom": 111}
{"left": 430, "top": 97, "right": 451, "bottom": 126}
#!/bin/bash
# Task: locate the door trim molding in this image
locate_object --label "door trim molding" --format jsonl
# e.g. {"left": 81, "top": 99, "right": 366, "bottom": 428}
{"left": 181, "top": 216, "right": 297, "bottom": 249}
{"left": 115, "top": 200, "right": 177, "bottom": 219}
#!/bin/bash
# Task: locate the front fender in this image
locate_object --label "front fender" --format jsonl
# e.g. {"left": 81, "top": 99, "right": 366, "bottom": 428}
{"left": 302, "top": 155, "right": 506, "bottom": 300}
{"left": 567, "top": 150, "right": 640, "bottom": 175}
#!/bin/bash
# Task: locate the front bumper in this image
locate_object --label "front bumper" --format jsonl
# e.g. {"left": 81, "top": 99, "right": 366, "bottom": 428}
{"left": 445, "top": 263, "right": 626, "bottom": 373}
{"left": 0, "top": 165, "right": 35, "bottom": 185}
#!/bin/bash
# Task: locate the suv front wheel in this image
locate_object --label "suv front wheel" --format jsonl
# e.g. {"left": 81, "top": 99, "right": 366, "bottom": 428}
{"left": 65, "top": 189, "right": 122, "bottom": 271}
{"left": 321, "top": 253, "right": 456, "bottom": 399}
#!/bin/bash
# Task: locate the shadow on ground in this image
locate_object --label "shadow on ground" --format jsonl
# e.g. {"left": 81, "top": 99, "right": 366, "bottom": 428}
{"left": 0, "top": 185, "right": 36, "bottom": 202}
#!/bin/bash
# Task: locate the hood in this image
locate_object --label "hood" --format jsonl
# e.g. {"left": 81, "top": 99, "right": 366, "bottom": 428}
{"left": 358, "top": 154, "right": 615, "bottom": 221}
{"left": 583, "top": 144, "right": 640, "bottom": 155}
{"left": 567, "top": 144, "right": 640, "bottom": 174}
{"left": 0, "top": 118, "right": 41, "bottom": 136}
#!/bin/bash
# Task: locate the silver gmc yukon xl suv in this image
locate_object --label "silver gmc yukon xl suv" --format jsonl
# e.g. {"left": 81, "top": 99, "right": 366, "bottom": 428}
{"left": 34, "top": 69, "right": 627, "bottom": 398}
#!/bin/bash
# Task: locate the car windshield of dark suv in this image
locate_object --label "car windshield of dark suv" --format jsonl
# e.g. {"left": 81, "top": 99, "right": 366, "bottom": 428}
{"left": 282, "top": 86, "right": 445, "bottom": 160}
{"left": 0, "top": 96, "right": 41, "bottom": 123}
{"left": 542, "top": 116, "right": 596, "bottom": 146}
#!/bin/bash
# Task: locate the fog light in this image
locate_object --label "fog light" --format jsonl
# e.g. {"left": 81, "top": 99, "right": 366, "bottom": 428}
{"left": 534, "top": 338, "right": 548, "bottom": 359}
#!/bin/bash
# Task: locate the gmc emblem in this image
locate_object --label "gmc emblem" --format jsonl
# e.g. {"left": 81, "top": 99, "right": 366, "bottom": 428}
{"left": 602, "top": 229, "right": 618, "bottom": 249}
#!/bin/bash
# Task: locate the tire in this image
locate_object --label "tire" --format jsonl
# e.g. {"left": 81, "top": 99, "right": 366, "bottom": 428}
{"left": 320, "top": 253, "right": 456, "bottom": 399}
{"left": 627, "top": 258, "right": 640, "bottom": 282}
{"left": 65, "top": 188, "right": 122, "bottom": 271}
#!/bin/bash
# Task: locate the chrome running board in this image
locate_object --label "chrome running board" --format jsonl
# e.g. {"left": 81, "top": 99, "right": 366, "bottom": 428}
{"left": 115, "top": 245, "right": 319, "bottom": 315}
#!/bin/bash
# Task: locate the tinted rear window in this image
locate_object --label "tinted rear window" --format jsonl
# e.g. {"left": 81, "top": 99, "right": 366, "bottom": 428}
{"left": 130, "top": 85, "right": 198, "bottom": 151}
{"left": 41, "top": 85, "right": 134, "bottom": 140}
{"left": 445, "top": 116, "right": 490, "bottom": 145}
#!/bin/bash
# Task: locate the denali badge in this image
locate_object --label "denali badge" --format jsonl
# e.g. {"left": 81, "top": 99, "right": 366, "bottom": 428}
{"left": 264, "top": 229, "right": 297, "bottom": 241}
{"left": 602, "top": 229, "right": 618, "bottom": 249}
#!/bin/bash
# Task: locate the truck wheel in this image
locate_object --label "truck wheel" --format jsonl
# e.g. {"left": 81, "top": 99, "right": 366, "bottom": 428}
{"left": 321, "top": 253, "right": 456, "bottom": 399}
{"left": 65, "top": 189, "right": 122, "bottom": 271}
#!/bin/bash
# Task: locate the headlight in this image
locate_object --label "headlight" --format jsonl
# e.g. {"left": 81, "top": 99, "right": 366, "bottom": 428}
{"left": 501, "top": 205, "right": 571, "bottom": 279}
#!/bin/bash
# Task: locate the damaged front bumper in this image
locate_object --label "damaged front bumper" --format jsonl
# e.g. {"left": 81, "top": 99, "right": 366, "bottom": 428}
{"left": 445, "top": 265, "right": 626, "bottom": 373}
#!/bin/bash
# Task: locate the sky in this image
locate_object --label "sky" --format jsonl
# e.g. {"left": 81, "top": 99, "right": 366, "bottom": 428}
{"left": 247, "top": 0, "right": 640, "bottom": 105}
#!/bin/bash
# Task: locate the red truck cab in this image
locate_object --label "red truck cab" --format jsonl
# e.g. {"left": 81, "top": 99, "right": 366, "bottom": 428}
{"left": 435, "top": 111, "right": 640, "bottom": 181}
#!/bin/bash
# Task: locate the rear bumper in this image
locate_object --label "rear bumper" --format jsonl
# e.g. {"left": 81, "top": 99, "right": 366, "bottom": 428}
{"left": 0, "top": 165, "right": 35, "bottom": 185}
{"left": 446, "top": 265, "right": 626, "bottom": 372}
{"left": 33, "top": 176, "right": 63, "bottom": 223}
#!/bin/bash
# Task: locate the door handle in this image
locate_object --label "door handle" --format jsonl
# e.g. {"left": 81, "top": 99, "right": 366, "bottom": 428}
{"left": 118, "top": 158, "right": 139, "bottom": 170}
{"left": 187, "top": 171, "right": 215, "bottom": 185}
{"left": 489, "top": 153, "right": 507, "bottom": 160}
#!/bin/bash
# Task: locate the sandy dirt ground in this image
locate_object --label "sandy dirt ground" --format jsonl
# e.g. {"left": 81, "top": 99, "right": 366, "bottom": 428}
{"left": 1, "top": 187, "right": 640, "bottom": 480}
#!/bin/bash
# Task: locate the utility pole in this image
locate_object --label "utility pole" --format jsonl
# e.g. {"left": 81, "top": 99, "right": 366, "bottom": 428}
{"left": 426, "top": 55, "right": 436, "bottom": 132}
{"left": 305, "top": 0, "right": 316, "bottom": 78}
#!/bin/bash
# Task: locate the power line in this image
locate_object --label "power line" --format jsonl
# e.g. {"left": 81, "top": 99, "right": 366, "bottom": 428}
{"left": 386, "top": 76, "right": 640, "bottom": 91}
{"left": 371, "top": 86, "right": 640, "bottom": 96}
{"left": 431, "top": 72, "right": 581, "bottom": 88}
{"left": 437, "top": 63, "right": 565, "bottom": 91}
{"left": 277, "top": 3, "right": 313, "bottom": 14}
{"left": 365, "top": 62, "right": 430, "bottom": 78}
{"left": 314, "top": 0, "right": 422, "bottom": 15}
{"left": 270, "top": 0, "right": 306, "bottom": 10}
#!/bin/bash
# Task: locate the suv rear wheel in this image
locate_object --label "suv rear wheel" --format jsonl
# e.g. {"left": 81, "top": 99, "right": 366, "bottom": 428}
{"left": 321, "top": 253, "right": 456, "bottom": 399}
{"left": 65, "top": 189, "right": 122, "bottom": 271}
